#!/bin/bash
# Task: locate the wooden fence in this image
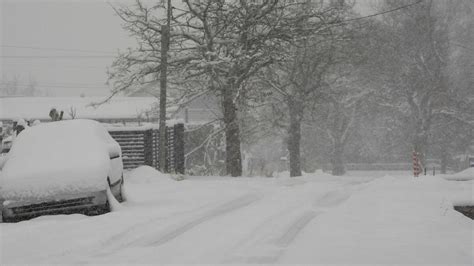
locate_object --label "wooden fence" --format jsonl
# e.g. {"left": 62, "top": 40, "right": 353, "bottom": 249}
{"left": 108, "top": 124, "right": 185, "bottom": 174}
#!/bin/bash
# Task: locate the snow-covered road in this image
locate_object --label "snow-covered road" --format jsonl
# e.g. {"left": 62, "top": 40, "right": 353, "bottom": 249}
{"left": 1, "top": 167, "right": 473, "bottom": 265}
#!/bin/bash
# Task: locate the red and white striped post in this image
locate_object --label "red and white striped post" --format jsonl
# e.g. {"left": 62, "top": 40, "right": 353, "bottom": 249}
{"left": 413, "top": 151, "right": 421, "bottom": 177}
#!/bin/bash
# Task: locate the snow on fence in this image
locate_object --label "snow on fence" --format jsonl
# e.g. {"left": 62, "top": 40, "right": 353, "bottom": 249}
{"left": 107, "top": 124, "right": 184, "bottom": 174}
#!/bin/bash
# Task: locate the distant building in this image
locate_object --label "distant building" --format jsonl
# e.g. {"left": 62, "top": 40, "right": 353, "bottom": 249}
{"left": 0, "top": 96, "right": 158, "bottom": 125}
{"left": 170, "top": 94, "right": 221, "bottom": 124}
{"left": 0, "top": 95, "right": 220, "bottom": 127}
{"left": 128, "top": 83, "right": 220, "bottom": 124}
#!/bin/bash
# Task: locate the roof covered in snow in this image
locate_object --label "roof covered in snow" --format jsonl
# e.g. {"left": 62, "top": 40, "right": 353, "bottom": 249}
{"left": 0, "top": 97, "right": 157, "bottom": 121}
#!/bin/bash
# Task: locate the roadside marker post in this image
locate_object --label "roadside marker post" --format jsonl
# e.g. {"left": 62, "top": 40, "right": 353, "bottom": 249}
{"left": 413, "top": 151, "right": 421, "bottom": 177}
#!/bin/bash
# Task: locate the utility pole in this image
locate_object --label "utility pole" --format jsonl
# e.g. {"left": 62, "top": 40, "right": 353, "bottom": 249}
{"left": 159, "top": 0, "right": 171, "bottom": 172}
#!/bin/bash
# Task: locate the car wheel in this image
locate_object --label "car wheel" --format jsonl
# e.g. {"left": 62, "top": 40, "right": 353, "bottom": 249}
{"left": 98, "top": 200, "right": 111, "bottom": 214}
{"left": 117, "top": 182, "right": 124, "bottom": 203}
{"left": 114, "top": 182, "right": 124, "bottom": 203}
{"left": 88, "top": 199, "right": 110, "bottom": 216}
{"left": 108, "top": 176, "right": 124, "bottom": 203}
{"left": 117, "top": 175, "right": 125, "bottom": 203}
{"left": 102, "top": 200, "right": 111, "bottom": 213}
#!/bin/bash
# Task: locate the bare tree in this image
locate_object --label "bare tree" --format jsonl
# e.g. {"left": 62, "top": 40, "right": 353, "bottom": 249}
{"left": 0, "top": 76, "right": 19, "bottom": 96}
{"left": 260, "top": 42, "right": 335, "bottom": 177}
{"left": 68, "top": 106, "right": 77, "bottom": 119}
{"left": 108, "top": 0, "right": 340, "bottom": 176}
{"left": 365, "top": 0, "right": 452, "bottom": 167}
{"left": 23, "top": 77, "right": 38, "bottom": 96}
{"left": 317, "top": 74, "right": 371, "bottom": 175}
{"left": 257, "top": 1, "right": 361, "bottom": 177}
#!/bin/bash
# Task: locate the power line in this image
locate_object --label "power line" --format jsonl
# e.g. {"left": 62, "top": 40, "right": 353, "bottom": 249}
{"left": 1, "top": 63, "right": 106, "bottom": 70}
{"left": 0, "top": 44, "right": 117, "bottom": 54}
{"left": 0, "top": 1, "right": 426, "bottom": 64}
{"left": 0, "top": 80, "right": 108, "bottom": 87}
{"left": 0, "top": 84, "right": 110, "bottom": 90}
{"left": 0, "top": 82, "right": 110, "bottom": 89}
{"left": 0, "top": 55, "right": 115, "bottom": 59}
{"left": 0, "top": 84, "right": 109, "bottom": 89}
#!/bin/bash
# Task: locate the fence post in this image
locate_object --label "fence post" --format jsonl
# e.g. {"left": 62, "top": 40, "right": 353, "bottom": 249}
{"left": 144, "top": 129, "right": 153, "bottom": 167}
{"left": 174, "top": 123, "right": 185, "bottom": 174}
{"left": 165, "top": 126, "right": 172, "bottom": 173}
{"left": 151, "top": 129, "right": 159, "bottom": 169}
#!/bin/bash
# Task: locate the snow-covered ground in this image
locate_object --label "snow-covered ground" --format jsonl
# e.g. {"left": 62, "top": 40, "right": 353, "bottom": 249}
{"left": 1, "top": 167, "right": 473, "bottom": 265}
{"left": 443, "top": 167, "right": 474, "bottom": 181}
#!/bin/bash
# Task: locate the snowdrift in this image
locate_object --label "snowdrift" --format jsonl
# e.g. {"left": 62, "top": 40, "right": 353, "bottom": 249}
{"left": 443, "top": 167, "right": 474, "bottom": 181}
{"left": 125, "top": 165, "right": 175, "bottom": 185}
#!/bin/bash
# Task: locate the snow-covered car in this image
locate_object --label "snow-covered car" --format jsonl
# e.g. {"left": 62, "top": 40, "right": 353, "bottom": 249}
{"left": 0, "top": 119, "right": 124, "bottom": 222}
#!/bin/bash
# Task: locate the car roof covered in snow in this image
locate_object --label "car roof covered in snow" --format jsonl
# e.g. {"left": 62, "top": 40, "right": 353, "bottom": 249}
{"left": 0, "top": 120, "right": 115, "bottom": 199}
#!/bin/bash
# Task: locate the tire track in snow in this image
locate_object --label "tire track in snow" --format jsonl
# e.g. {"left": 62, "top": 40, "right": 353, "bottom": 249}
{"left": 144, "top": 193, "right": 261, "bottom": 246}
{"left": 225, "top": 210, "right": 321, "bottom": 264}
{"left": 53, "top": 180, "right": 369, "bottom": 263}
{"left": 93, "top": 193, "right": 262, "bottom": 257}
{"left": 34, "top": 216, "right": 164, "bottom": 263}
{"left": 313, "top": 189, "right": 352, "bottom": 208}
{"left": 274, "top": 210, "right": 320, "bottom": 247}
{"left": 44, "top": 192, "right": 261, "bottom": 263}
{"left": 225, "top": 188, "right": 355, "bottom": 264}
{"left": 101, "top": 203, "right": 215, "bottom": 248}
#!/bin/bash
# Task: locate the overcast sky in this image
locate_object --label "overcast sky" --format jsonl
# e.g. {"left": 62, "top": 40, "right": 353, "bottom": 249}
{"left": 1, "top": 0, "right": 374, "bottom": 97}
{"left": 0, "top": 0, "right": 135, "bottom": 97}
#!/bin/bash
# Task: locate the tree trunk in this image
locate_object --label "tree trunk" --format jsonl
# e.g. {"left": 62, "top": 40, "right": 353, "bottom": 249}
{"left": 288, "top": 102, "right": 302, "bottom": 177}
{"left": 331, "top": 138, "right": 345, "bottom": 176}
{"left": 329, "top": 105, "right": 347, "bottom": 176}
{"left": 440, "top": 144, "right": 448, "bottom": 174}
{"left": 222, "top": 86, "right": 242, "bottom": 177}
{"left": 413, "top": 128, "right": 428, "bottom": 170}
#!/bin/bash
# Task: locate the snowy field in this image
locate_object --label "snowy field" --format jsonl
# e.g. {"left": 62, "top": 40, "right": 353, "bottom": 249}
{"left": 1, "top": 167, "right": 473, "bottom": 265}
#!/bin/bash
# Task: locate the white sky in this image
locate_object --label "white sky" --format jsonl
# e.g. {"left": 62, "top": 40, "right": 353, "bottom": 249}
{"left": 1, "top": 0, "right": 136, "bottom": 97}
{"left": 1, "top": 0, "right": 374, "bottom": 97}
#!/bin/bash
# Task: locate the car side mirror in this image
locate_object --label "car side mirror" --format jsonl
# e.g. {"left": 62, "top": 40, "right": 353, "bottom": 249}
{"left": 108, "top": 144, "right": 121, "bottom": 160}
{"left": 0, "top": 154, "right": 9, "bottom": 170}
